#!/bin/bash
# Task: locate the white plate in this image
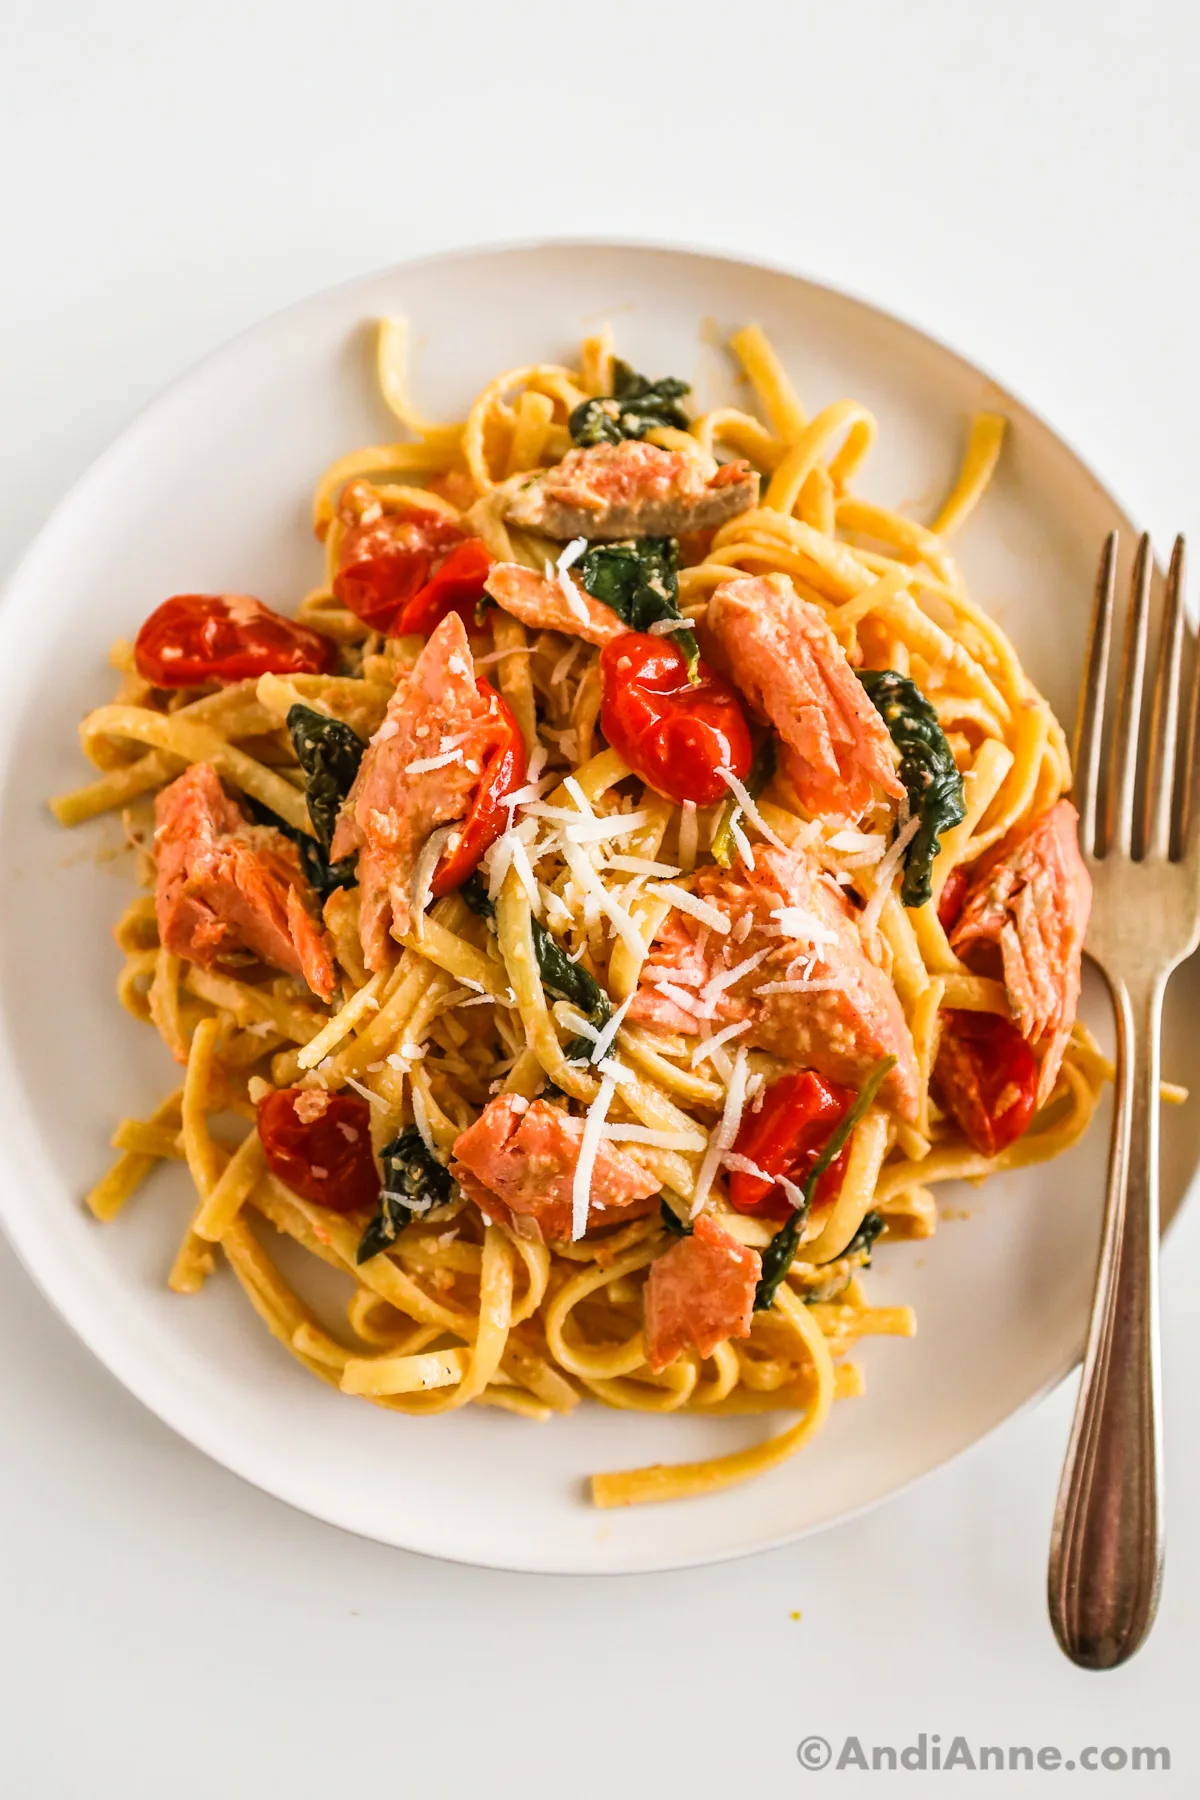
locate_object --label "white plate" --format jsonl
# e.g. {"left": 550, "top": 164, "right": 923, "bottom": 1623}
{"left": 1, "top": 240, "right": 1196, "bottom": 1574}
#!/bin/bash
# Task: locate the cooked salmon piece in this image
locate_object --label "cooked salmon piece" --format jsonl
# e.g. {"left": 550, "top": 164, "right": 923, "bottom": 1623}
{"left": 484, "top": 562, "right": 627, "bottom": 646}
{"left": 154, "top": 762, "right": 335, "bottom": 1003}
{"left": 501, "top": 442, "right": 759, "bottom": 541}
{"left": 450, "top": 1094, "right": 661, "bottom": 1244}
{"left": 644, "top": 1212, "right": 761, "bottom": 1370}
{"left": 627, "top": 844, "right": 921, "bottom": 1120}
{"left": 707, "top": 573, "right": 904, "bottom": 822}
{"left": 330, "top": 612, "right": 499, "bottom": 971}
{"left": 950, "top": 799, "right": 1091, "bottom": 1104}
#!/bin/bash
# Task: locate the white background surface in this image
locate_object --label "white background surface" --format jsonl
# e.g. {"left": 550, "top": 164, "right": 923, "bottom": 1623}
{"left": 2, "top": 2, "right": 1199, "bottom": 1793}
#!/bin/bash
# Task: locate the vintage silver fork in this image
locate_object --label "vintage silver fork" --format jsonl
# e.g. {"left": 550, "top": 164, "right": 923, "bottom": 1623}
{"left": 1048, "top": 531, "right": 1194, "bottom": 1669}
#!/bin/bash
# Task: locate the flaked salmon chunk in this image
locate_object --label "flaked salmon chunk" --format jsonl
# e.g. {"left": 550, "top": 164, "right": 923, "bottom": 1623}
{"left": 707, "top": 573, "right": 903, "bottom": 822}
{"left": 627, "top": 843, "right": 921, "bottom": 1120}
{"left": 950, "top": 799, "right": 1091, "bottom": 1104}
{"left": 501, "top": 441, "right": 758, "bottom": 541}
{"left": 644, "top": 1213, "right": 761, "bottom": 1370}
{"left": 330, "top": 611, "right": 499, "bottom": 971}
{"left": 154, "top": 762, "right": 335, "bottom": 1006}
{"left": 450, "top": 1095, "right": 660, "bottom": 1244}
{"left": 484, "top": 562, "right": 627, "bottom": 646}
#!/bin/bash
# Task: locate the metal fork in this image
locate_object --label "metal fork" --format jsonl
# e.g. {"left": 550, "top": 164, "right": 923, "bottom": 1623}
{"left": 1048, "top": 530, "right": 1194, "bottom": 1669}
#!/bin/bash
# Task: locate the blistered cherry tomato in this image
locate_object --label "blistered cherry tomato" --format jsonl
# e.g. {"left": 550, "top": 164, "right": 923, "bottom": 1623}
{"left": 728, "top": 1071, "right": 855, "bottom": 1222}
{"left": 333, "top": 494, "right": 464, "bottom": 634}
{"left": 256, "top": 1089, "right": 379, "bottom": 1212}
{"left": 397, "top": 538, "right": 494, "bottom": 637}
{"left": 933, "top": 1009, "right": 1038, "bottom": 1156}
{"left": 937, "top": 865, "right": 970, "bottom": 935}
{"left": 430, "top": 681, "right": 527, "bottom": 896}
{"left": 134, "top": 594, "right": 337, "bottom": 688}
{"left": 599, "top": 633, "right": 752, "bottom": 806}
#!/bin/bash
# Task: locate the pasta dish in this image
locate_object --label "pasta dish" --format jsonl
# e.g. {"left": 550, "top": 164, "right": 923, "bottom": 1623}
{"left": 52, "top": 319, "right": 1101, "bottom": 1507}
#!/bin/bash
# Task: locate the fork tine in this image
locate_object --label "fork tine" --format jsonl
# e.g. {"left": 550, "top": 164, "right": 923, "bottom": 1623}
{"left": 1146, "top": 535, "right": 1186, "bottom": 860}
{"left": 1074, "top": 531, "right": 1118, "bottom": 855}
{"left": 1106, "top": 533, "right": 1153, "bottom": 858}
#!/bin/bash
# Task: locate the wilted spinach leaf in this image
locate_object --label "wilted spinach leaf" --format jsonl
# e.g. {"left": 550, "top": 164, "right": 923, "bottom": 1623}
{"left": 286, "top": 704, "right": 366, "bottom": 853}
{"left": 356, "top": 1126, "right": 452, "bottom": 1263}
{"left": 460, "top": 872, "right": 496, "bottom": 920}
{"left": 577, "top": 537, "right": 699, "bottom": 679}
{"left": 242, "top": 795, "right": 356, "bottom": 902}
{"left": 660, "top": 1196, "right": 692, "bottom": 1238}
{"left": 754, "top": 1057, "right": 895, "bottom": 1312}
{"left": 531, "top": 917, "right": 612, "bottom": 1058}
{"left": 856, "top": 670, "right": 965, "bottom": 909}
{"left": 569, "top": 359, "right": 691, "bottom": 447}
{"left": 841, "top": 1209, "right": 885, "bottom": 1265}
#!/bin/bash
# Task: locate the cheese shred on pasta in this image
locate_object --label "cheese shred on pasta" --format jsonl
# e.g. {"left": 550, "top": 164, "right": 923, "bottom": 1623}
{"left": 54, "top": 321, "right": 1105, "bottom": 1509}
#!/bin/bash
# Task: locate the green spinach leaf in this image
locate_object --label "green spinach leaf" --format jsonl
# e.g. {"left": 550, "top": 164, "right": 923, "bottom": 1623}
{"left": 576, "top": 537, "right": 699, "bottom": 680}
{"left": 286, "top": 704, "right": 367, "bottom": 854}
{"left": 856, "top": 670, "right": 965, "bottom": 909}
{"left": 242, "top": 795, "right": 356, "bottom": 902}
{"left": 569, "top": 359, "right": 691, "bottom": 448}
{"left": 753, "top": 1056, "right": 895, "bottom": 1312}
{"left": 356, "top": 1127, "right": 452, "bottom": 1263}
{"left": 531, "top": 917, "right": 612, "bottom": 1058}
{"left": 460, "top": 872, "right": 496, "bottom": 920}
{"left": 841, "top": 1209, "right": 885, "bottom": 1265}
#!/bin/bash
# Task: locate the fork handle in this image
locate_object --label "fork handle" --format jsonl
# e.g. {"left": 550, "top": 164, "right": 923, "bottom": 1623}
{"left": 1048, "top": 976, "right": 1165, "bottom": 1668}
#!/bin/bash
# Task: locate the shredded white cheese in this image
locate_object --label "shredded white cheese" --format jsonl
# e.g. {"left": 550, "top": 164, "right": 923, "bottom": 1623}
{"left": 571, "top": 1074, "right": 616, "bottom": 1239}
{"left": 859, "top": 814, "right": 921, "bottom": 936}
{"left": 647, "top": 617, "right": 692, "bottom": 636}
{"left": 409, "top": 825, "right": 455, "bottom": 936}
{"left": 754, "top": 977, "right": 847, "bottom": 995}
{"left": 698, "top": 947, "right": 770, "bottom": 1008}
{"left": 771, "top": 905, "right": 838, "bottom": 947}
{"left": 716, "top": 767, "right": 788, "bottom": 850}
{"left": 690, "top": 1018, "right": 753, "bottom": 1068}
{"left": 343, "top": 1075, "right": 389, "bottom": 1113}
{"left": 692, "top": 1047, "right": 750, "bottom": 1215}
{"left": 404, "top": 749, "right": 464, "bottom": 775}
{"left": 729, "top": 817, "right": 755, "bottom": 870}
{"left": 607, "top": 854, "right": 683, "bottom": 878}
{"left": 589, "top": 992, "right": 634, "bottom": 1065}
{"left": 553, "top": 540, "right": 592, "bottom": 626}
{"left": 561, "top": 842, "right": 646, "bottom": 958}
{"left": 410, "top": 1085, "right": 437, "bottom": 1156}
{"left": 644, "top": 881, "right": 731, "bottom": 935}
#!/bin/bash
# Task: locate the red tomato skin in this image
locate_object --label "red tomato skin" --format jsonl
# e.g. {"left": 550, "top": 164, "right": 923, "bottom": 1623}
{"left": 937, "top": 865, "right": 970, "bottom": 934}
{"left": 397, "top": 538, "right": 494, "bottom": 638}
{"left": 333, "top": 512, "right": 464, "bottom": 633}
{"left": 598, "top": 633, "right": 752, "bottom": 807}
{"left": 933, "top": 1009, "right": 1038, "bottom": 1156}
{"left": 728, "top": 1071, "right": 855, "bottom": 1221}
{"left": 135, "top": 595, "right": 337, "bottom": 688}
{"left": 256, "top": 1089, "right": 379, "bottom": 1212}
{"left": 430, "top": 681, "right": 527, "bottom": 896}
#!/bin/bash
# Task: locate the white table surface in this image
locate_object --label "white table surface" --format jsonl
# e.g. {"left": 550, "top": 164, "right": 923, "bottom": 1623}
{"left": 3, "top": 3, "right": 1199, "bottom": 1793}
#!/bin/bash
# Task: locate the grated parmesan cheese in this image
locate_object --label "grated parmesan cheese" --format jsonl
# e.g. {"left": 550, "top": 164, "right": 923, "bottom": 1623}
{"left": 771, "top": 905, "right": 838, "bottom": 947}
{"left": 698, "top": 947, "right": 769, "bottom": 1007}
{"left": 589, "top": 992, "right": 634, "bottom": 1065}
{"left": 859, "top": 814, "right": 921, "bottom": 937}
{"left": 644, "top": 881, "right": 731, "bottom": 935}
{"left": 729, "top": 817, "right": 755, "bottom": 870}
{"left": 692, "top": 1047, "right": 750, "bottom": 1215}
{"left": 344, "top": 1075, "right": 388, "bottom": 1113}
{"left": 409, "top": 825, "right": 455, "bottom": 936}
{"left": 716, "top": 767, "right": 787, "bottom": 850}
{"left": 571, "top": 1074, "right": 616, "bottom": 1239}
{"left": 561, "top": 842, "right": 645, "bottom": 957}
{"left": 552, "top": 540, "right": 592, "bottom": 627}
{"left": 405, "top": 749, "right": 464, "bottom": 775}
{"left": 690, "top": 1018, "right": 753, "bottom": 1068}
{"left": 606, "top": 854, "right": 682, "bottom": 879}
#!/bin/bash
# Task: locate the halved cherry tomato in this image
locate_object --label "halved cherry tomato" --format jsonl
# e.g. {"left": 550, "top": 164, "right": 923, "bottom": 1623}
{"left": 397, "top": 538, "right": 494, "bottom": 637}
{"left": 256, "top": 1088, "right": 379, "bottom": 1212}
{"left": 933, "top": 1009, "right": 1038, "bottom": 1156}
{"left": 599, "top": 633, "right": 752, "bottom": 807}
{"left": 430, "top": 680, "right": 527, "bottom": 896}
{"left": 727, "top": 1070, "right": 856, "bottom": 1222}
{"left": 134, "top": 594, "right": 337, "bottom": 688}
{"left": 333, "top": 486, "right": 465, "bottom": 633}
{"left": 937, "top": 864, "right": 970, "bottom": 934}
